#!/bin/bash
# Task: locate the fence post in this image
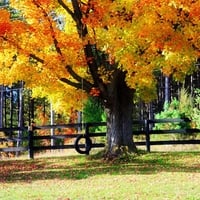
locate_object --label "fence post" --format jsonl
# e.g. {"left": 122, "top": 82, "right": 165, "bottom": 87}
{"left": 145, "top": 119, "right": 150, "bottom": 152}
{"left": 85, "top": 123, "right": 91, "bottom": 155}
{"left": 28, "top": 125, "right": 34, "bottom": 159}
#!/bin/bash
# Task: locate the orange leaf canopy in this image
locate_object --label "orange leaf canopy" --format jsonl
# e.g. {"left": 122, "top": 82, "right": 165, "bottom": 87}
{"left": 0, "top": 0, "right": 199, "bottom": 110}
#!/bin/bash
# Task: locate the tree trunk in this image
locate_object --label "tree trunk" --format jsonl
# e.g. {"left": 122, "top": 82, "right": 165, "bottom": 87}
{"left": 104, "top": 72, "right": 137, "bottom": 158}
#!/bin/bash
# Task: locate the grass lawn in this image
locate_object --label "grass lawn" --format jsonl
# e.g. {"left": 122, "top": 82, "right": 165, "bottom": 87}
{"left": 0, "top": 150, "right": 200, "bottom": 200}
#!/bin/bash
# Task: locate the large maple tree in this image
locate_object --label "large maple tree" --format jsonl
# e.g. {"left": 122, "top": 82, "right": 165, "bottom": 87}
{"left": 0, "top": 0, "right": 199, "bottom": 157}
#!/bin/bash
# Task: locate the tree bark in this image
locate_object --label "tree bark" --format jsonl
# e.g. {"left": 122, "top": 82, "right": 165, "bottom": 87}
{"left": 104, "top": 71, "right": 137, "bottom": 158}
{"left": 59, "top": 1, "right": 137, "bottom": 158}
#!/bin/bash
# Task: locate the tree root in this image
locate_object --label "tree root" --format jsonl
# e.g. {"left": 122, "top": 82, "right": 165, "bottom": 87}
{"left": 103, "top": 145, "right": 138, "bottom": 162}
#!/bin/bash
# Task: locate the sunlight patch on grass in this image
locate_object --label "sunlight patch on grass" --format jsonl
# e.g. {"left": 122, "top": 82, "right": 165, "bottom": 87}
{"left": 0, "top": 151, "right": 199, "bottom": 200}
{"left": 1, "top": 172, "right": 200, "bottom": 200}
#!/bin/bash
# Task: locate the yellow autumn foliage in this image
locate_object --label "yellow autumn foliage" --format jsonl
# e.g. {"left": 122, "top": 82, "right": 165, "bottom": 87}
{"left": 0, "top": 0, "right": 199, "bottom": 110}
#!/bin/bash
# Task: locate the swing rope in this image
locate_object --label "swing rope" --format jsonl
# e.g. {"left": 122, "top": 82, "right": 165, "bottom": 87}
{"left": 81, "top": 77, "right": 84, "bottom": 132}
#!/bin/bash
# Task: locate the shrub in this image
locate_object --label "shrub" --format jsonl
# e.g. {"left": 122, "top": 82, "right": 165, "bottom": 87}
{"left": 154, "top": 87, "right": 197, "bottom": 139}
{"left": 83, "top": 97, "right": 106, "bottom": 132}
{"left": 192, "top": 89, "right": 200, "bottom": 129}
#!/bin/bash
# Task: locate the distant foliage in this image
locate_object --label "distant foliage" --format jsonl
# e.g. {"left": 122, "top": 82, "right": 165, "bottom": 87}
{"left": 83, "top": 97, "right": 106, "bottom": 132}
{"left": 191, "top": 89, "right": 200, "bottom": 129}
{"left": 154, "top": 88, "right": 197, "bottom": 139}
{"left": 154, "top": 99, "right": 189, "bottom": 130}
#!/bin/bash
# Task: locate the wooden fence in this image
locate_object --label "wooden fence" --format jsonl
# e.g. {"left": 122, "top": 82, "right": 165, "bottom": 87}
{"left": 0, "top": 119, "right": 200, "bottom": 159}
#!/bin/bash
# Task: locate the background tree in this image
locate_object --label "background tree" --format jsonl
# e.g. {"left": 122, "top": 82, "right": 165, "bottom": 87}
{"left": 0, "top": 0, "right": 199, "bottom": 158}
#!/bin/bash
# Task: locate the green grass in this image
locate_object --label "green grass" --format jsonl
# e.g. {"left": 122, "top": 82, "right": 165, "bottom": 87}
{"left": 0, "top": 151, "right": 200, "bottom": 200}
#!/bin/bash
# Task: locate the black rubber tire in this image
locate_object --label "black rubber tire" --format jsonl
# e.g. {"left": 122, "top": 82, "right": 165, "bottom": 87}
{"left": 74, "top": 135, "right": 92, "bottom": 154}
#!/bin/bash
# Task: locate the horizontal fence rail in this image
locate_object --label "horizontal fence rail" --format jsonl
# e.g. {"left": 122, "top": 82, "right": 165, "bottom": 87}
{"left": 0, "top": 119, "right": 200, "bottom": 159}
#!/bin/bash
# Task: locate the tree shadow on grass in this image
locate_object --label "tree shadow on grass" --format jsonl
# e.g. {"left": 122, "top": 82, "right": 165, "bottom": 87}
{"left": 0, "top": 151, "right": 199, "bottom": 183}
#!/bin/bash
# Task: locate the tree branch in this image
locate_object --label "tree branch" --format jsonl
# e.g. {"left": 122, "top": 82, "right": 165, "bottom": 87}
{"left": 70, "top": 0, "right": 88, "bottom": 37}
{"left": 58, "top": 0, "right": 87, "bottom": 39}
{"left": 32, "top": 0, "right": 63, "bottom": 56}
{"left": 59, "top": 1, "right": 108, "bottom": 99}
{"left": 66, "top": 65, "right": 92, "bottom": 89}
{"left": 57, "top": 0, "right": 76, "bottom": 21}
{"left": 29, "top": 54, "right": 44, "bottom": 63}
{"left": 1, "top": 36, "right": 45, "bottom": 64}
{"left": 59, "top": 77, "right": 82, "bottom": 89}
{"left": 60, "top": 77, "right": 91, "bottom": 92}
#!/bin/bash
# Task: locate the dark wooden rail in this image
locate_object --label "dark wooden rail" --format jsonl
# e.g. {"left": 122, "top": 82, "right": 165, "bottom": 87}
{"left": 0, "top": 119, "right": 200, "bottom": 159}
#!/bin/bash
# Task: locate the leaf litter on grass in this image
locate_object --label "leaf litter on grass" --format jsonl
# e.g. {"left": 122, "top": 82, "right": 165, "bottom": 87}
{"left": 0, "top": 151, "right": 200, "bottom": 200}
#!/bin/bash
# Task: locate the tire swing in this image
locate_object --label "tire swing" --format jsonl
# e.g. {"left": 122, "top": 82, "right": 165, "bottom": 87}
{"left": 74, "top": 78, "right": 92, "bottom": 154}
{"left": 74, "top": 134, "right": 92, "bottom": 154}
